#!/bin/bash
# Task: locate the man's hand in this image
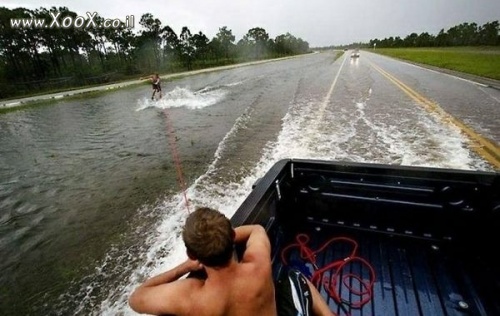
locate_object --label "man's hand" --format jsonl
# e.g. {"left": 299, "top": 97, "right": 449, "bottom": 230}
{"left": 183, "top": 258, "right": 204, "bottom": 273}
{"left": 137, "top": 258, "right": 203, "bottom": 289}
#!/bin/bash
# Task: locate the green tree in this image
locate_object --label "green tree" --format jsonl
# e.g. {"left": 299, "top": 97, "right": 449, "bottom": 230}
{"left": 179, "top": 26, "right": 194, "bottom": 69}
{"left": 243, "top": 27, "right": 270, "bottom": 59}
{"left": 435, "top": 29, "right": 448, "bottom": 46}
{"left": 191, "top": 31, "right": 209, "bottom": 61}
{"left": 215, "top": 26, "right": 235, "bottom": 59}
{"left": 478, "top": 21, "right": 499, "bottom": 45}
{"left": 0, "top": 7, "right": 30, "bottom": 81}
{"left": 138, "top": 13, "right": 163, "bottom": 69}
{"left": 415, "top": 32, "right": 435, "bottom": 47}
{"left": 161, "top": 25, "right": 180, "bottom": 70}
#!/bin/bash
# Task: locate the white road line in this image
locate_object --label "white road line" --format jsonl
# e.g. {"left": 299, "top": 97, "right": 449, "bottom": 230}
{"left": 479, "top": 87, "right": 500, "bottom": 104}
{"left": 317, "top": 54, "right": 348, "bottom": 121}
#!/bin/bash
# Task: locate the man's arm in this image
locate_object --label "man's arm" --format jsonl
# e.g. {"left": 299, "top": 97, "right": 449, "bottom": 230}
{"left": 234, "top": 225, "right": 271, "bottom": 263}
{"left": 128, "top": 259, "right": 203, "bottom": 315}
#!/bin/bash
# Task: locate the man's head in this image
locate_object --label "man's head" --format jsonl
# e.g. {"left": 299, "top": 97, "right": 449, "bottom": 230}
{"left": 182, "top": 207, "right": 235, "bottom": 267}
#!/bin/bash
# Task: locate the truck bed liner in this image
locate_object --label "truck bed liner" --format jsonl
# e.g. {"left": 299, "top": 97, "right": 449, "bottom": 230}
{"left": 231, "top": 159, "right": 500, "bottom": 316}
{"left": 272, "top": 223, "right": 497, "bottom": 316}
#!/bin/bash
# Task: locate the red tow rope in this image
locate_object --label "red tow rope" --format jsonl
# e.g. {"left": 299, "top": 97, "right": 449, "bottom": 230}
{"left": 163, "top": 109, "right": 190, "bottom": 213}
{"left": 281, "top": 233, "right": 376, "bottom": 316}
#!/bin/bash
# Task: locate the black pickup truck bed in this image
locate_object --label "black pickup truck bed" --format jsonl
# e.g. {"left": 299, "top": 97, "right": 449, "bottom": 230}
{"left": 231, "top": 159, "right": 500, "bottom": 316}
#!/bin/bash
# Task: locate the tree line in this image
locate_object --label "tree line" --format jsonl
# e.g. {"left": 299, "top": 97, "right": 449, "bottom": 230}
{"left": 0, "top": 6, "right": 310, "bottom": 99}
{"left": 325, "top": 21, "right": 500, "bottom": 50}
{"left": 369, "top": 21, "right": 499, "bottom": 48}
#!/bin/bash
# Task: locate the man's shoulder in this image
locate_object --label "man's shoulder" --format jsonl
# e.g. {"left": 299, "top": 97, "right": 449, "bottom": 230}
{"left": 238, "top": 257, "right": 272, "bottom": 277}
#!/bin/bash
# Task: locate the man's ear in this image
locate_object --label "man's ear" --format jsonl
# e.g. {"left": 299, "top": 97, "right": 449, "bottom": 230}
{"left": 231, "top": 229, "right": 236, "bottom": 240}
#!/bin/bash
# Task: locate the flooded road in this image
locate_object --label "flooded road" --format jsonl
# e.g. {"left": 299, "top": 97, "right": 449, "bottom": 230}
{"left": 0, "top": 51, "right": 498, "bottom": 315}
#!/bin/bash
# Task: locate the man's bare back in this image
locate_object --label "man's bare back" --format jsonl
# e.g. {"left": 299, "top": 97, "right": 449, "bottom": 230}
{"left": 128, "top": 210, "right": 277, "bottom": 316}
{"left": 175, "top": 256, "right": 277, "bottom": 316}
{"left": 128, "top": 208, "right": 333, "bottom": 316}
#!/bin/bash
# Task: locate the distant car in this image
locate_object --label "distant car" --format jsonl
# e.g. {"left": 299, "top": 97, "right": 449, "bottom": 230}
{"left": 351, "top": 51, "right": 360, "bottom": 58}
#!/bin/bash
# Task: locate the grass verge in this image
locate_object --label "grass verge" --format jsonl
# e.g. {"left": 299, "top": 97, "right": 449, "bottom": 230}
{"left": 371, "top": 46, "right": 500, "bottom": 80}
{"left": 334, "top": 50, "right": 344, "bottom": 61}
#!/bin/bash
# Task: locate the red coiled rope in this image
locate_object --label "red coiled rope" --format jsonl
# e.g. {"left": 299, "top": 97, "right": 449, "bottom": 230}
{"left": 281, "top": 233, "right": 376, "bottom": 316}
{"left": 163, "top": 109, "right": 190, "bottom": 213}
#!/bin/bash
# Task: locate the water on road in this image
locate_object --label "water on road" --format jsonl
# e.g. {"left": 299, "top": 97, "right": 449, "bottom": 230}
{"left": 0, "top": 51, "right": 497, "bottom": 315}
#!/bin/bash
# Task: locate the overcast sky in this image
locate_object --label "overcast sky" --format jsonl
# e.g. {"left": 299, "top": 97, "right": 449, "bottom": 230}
{"left": 3, "top": 0, "right": 500, "bottom": 47}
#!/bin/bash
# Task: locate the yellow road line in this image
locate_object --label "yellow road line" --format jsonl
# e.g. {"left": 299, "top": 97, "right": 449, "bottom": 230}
{"left": 369, "top": 61, "right": 500, "bottom": 169}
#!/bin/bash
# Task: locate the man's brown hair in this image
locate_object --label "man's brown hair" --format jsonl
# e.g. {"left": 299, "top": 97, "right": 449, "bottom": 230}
{"left": 182, "top": 207, "right": 234, "bottom": 267}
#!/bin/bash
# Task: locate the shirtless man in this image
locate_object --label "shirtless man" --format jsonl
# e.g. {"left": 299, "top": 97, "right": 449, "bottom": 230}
{"left": 140, "top": 73, "right": 162, "bottom": 100}
{"left": 128, "top": 207, "right": 333, "bottom": 316}
{"left": 151, "top": 73, "right": 162, "bottom": 100}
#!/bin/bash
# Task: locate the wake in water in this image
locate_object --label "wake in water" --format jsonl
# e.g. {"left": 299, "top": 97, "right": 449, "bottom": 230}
{"left": 135, "top": 81, "right": 243, "bottom": 111}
